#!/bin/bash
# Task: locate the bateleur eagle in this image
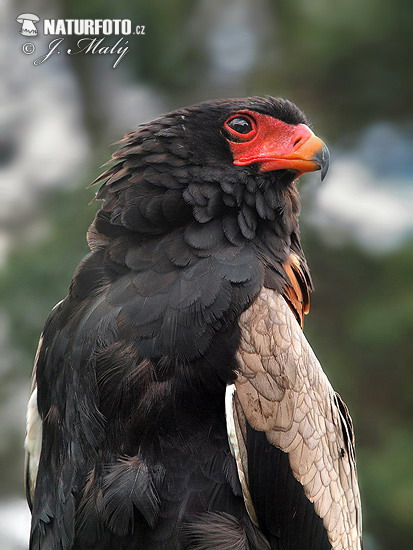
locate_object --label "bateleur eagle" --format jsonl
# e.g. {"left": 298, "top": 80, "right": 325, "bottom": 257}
{"left": 25, "top": 96, "right": 362, "bottom": 550}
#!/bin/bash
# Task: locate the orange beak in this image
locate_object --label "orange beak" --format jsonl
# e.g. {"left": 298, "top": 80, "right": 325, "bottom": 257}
{"left": 257, "top": 131, "right": 330, "bottom": 180}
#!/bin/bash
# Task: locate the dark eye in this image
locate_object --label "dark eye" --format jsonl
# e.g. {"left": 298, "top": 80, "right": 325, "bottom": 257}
{"left": 227, "top": 117, "right": 252, "bottom": 134}
{"left": 224, "top": 114, "right": 257, "bottom": 142}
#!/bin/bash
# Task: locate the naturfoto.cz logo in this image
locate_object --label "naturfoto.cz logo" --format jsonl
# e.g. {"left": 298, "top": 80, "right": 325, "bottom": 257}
{"left": 16, "top": 15, "right": 146, "bottom": 68}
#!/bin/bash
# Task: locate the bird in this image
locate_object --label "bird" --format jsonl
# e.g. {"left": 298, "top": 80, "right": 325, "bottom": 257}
{"left": 25, "top": 96, "right": 362, "bottom": 550}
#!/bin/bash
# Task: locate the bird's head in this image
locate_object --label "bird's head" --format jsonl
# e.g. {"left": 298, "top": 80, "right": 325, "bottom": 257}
{"left": 90, "top": 97, "right": 328, "bottom": 248}
{"left": 176, "top": 96, "right": 329, "bottom": 182}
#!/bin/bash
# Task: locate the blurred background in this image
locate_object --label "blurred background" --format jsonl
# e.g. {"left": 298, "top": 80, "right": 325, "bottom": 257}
{"left": 1, "top": 0, "right": 413, "bottom": 548}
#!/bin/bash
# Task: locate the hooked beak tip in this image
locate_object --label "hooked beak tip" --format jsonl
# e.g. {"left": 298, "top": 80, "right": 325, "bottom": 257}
{"left": 313, "top": 145, "right": 330, "bottom": 182}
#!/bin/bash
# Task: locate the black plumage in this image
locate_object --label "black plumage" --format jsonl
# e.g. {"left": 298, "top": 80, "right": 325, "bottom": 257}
{"left": 26, "top": 97, "right": 360, "bottom": 550}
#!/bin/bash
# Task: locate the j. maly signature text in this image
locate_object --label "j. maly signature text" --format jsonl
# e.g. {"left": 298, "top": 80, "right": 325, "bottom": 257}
{"left": 34, "top": 37, "right": 129, "bottom": 68}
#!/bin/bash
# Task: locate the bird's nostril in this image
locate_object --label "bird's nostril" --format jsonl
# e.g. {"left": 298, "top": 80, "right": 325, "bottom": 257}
{"left": 293, "top": 137, "right": 302, "bottom": 149}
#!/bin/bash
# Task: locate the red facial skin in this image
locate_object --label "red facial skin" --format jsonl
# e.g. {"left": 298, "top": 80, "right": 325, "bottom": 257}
{"left": 224, "top": 110, "right": 327, "bottom": 177}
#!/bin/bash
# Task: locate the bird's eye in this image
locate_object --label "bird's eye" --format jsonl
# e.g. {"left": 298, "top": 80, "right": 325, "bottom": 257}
{"left": 227, "top": 117, "right": 252, "bottom": 134}
{"left": 224, "top": 114, "right": 257, "bottom": 142}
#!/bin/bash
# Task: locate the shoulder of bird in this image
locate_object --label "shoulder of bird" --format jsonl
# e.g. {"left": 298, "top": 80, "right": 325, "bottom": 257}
{"left": 25, "top": 96, "right": 362, "bottom": 550}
